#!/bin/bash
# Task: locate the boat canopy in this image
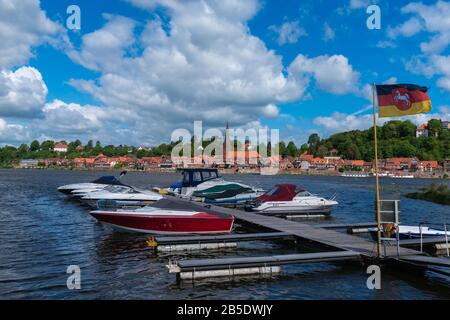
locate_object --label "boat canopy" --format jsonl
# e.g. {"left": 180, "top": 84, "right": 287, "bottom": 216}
{"left": 180, "top": 168, "right": 220, "bottom": 187}
{"left": 91, "top": 176, "right": 125, "bottom": 185}
{"left": 256, "top": 184, "right": 302, "bottom": 202}
{"left": 193, "top": 184, "right": 252, "bottom": 199}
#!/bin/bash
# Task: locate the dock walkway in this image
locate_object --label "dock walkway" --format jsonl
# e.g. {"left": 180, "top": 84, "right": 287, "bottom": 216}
{"left": 167, "top": 196, "right": 417, "bottom": 258}
{"left": 164, "top": 196, "right": 450, "bottom": 279}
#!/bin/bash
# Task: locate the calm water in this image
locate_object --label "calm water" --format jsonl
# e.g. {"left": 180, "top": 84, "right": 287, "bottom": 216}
{"left": 0, "top": 169, "right": 448, "bottom": 300}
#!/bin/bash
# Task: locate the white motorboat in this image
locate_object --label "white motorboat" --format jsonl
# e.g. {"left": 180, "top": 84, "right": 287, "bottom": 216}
{"left": 388, "top": 173, "right": 414, "bottom": 179}
{"left": 80, "top": 186, "right": 163, "bottom": 208}
{"left": 176, "top": 168, "right": 263, "bottom": 203}
{"left": 248, "top": 184, "right": 338, "bottom": 216}
{"left": 369, "top": 225, "right": 450, "bottom": 240}
{"left": 57, "top": 171, "right": 127, "bottom": 194}
{"left": 340, "top": 172, "right": 371, "bottom": 178}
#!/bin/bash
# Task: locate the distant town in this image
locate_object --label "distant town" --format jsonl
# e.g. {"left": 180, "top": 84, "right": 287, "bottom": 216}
{"left": 2, "top": 119, "right": 450, "bottom": 178}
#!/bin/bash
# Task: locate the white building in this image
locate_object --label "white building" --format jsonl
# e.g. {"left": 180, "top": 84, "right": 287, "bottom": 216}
{"left": 53, "top": 142, "right": 68, "bottom": 152}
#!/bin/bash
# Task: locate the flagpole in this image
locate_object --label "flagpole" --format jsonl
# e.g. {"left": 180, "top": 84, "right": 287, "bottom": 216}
{"left": 372, "top": 82, "right": 382, "bottom": 258}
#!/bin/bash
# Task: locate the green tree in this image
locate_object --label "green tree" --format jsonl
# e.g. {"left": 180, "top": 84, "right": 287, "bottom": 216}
{"left": 286, "top": 141, "right": 297, "bottom": 157}
{"left": 428, "top": 119, "right": 442, "bottom": 137}
{"left": 30, "top": 140, "right": 40, "bottom": 152}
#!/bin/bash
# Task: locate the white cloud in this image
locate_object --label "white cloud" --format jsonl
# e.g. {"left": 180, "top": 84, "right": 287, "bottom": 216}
{"left": 387, "top": 1, "right": 450, "bottom": 93}
{"left": 387, "top": 17, "right": 423, "bottom": 39}
{"left": 268, "top": 20, "right": 307, "bottom": 45}
{"left": 0, "top": 0, "right": 61, "bottom": 69}
{"left": 0, "top": 66, "right": 48, "bottom": 118}
{"left": 314, "top": 105, "right": 450, "bottom": 136}
{"left": 402, "top": 0, "right": 450, "bottom": 54}
{"left": 288, "top": 54, "right": 361, "bottom": 95}
{"left": 39, "top": 99, "right": 107, "bottom": 134}
{"left": 67, "top": 14, "right": 137, "bottom": 72}
{"left": 406, "top": 54, "right": 450, "bottom": 92}
{"left": 261, "top": 104, "right": 279, "bottom": 118}
{"left": 0, "top": 118, "right": 29, "bottom": 143}
{"left": 323, "top": 22, "right": 335, "bottom": 42}
{"left": 63, "top": 0, "right": 312, "bottom": 144}
{"left": 382, "top": 77, "right": 398, "bottom": 85}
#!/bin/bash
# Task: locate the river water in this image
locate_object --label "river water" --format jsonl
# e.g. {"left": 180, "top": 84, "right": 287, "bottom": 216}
{"left": 0, "top": 169, "right": 448, "bottom": 299}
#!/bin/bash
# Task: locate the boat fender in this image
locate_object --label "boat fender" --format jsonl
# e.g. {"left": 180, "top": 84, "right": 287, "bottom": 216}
{"left": 146, "top": 236, "right": 158, "bottom": 248}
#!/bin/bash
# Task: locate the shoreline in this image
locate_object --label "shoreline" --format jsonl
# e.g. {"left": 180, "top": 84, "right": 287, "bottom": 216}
{"left": 3, "top": 166, "right": 449, "bottom": 179}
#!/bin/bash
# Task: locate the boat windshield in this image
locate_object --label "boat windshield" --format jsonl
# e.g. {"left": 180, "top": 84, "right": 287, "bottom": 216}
{"left": 104, "top": 185, "right": 130, "bottom": 193}
{"left": 181, "top": 169, "right": 219, "bottom": 186}
{"left": 296, "top": 191, "right": 312, "bottom": 197}
{"left": 265, "top": 187, "right": 282, "bottom": 196}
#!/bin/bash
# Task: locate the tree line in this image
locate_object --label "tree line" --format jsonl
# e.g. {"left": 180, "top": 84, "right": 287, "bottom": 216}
{"left": 0, "top": 119, "right": 448, "bottom": 167}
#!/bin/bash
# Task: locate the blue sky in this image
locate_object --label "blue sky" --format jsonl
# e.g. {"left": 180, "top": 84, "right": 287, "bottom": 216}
{"left": 0, "top": 0, "right": 449, "bottom": 146}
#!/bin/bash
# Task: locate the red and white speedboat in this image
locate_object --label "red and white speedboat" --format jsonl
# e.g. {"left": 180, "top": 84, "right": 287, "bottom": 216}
{"left": 89, "top": 204, "right": 234, "bottom": 235}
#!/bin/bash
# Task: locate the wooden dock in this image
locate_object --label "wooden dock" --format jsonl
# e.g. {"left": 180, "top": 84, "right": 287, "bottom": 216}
{"left": 166, "top": 197, "right": 414, "bottom": 258}
{"left": 163, "top": 196, "right": 450, "bottom": 279}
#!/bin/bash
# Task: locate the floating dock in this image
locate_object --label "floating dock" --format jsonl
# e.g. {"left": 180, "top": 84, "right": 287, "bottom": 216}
{"left": 168, "top": 251, "right": 361, "bottom": 280}
{"left": 163, "top": 196, "right": 450, "bottom": 280}
{"left": 155, "top": 232, "right": 293, "bottom": 252}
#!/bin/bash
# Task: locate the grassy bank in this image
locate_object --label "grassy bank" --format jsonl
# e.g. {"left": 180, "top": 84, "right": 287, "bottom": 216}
{"left": 406, "top": 183, "right": 450, "bottom": 205}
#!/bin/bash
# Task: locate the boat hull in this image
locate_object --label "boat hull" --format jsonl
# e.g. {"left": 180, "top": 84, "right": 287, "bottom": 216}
{"left": 89, "top": 211, "right": 234, "bottom": 234}
{"left": 252, "top": 204, "right": 335, "bottom": 216}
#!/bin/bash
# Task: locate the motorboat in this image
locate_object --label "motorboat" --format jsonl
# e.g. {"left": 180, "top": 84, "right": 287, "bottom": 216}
{"left": 388, "top": 173, "right": 414, "bottom": 179}
{"left": 57, "top": 171, "right": 127, "bottom": 194}
{"left": 89, "top": 200, "right": 234, "bottom": 234}
{"left": 340, "top": 172, "right": 371, "bottom": 178}
{"left": 71, "top": 184, "right": 133, "bottom": 199}
{"left": 368, "top": 225, "right": 450, "bottom": 240}
{"left": 201, "top": 185, "right": 265, "bottom": 205}
{"left": 247, "top": 184, "right": 338, "bottom": 216}
{"left": 175, "top": 168, "right": 264, "bottom": 203}
{"left": 80, "top": 185, "right": 163, "bottom": 208}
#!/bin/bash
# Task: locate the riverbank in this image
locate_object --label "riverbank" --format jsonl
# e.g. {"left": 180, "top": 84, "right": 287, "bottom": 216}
{"left": 4, "top": 166, "right": 449, "bottom": 179}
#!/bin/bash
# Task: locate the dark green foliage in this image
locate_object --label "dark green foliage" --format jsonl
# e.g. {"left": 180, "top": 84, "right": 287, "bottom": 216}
{"left": 314, "top": 120, "right": 449, "bottom": 161}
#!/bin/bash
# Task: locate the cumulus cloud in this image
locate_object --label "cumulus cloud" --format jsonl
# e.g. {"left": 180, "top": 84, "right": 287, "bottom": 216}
{"left": 64, "top": 0, "right": 313, "bottom": 144}
{"left": 0, "top": 0, "right": 61, "bottom": 69}
{"left": 67, "top": 14, "right": 137, "bottom": 72}
{"left": 386, "top": 1, "right": 450, "bottom": 93}
{"left": 0, "top": 118, "right": 29, "bottom": 143}
{"left": 268, "top": 20, "right": 307, "bottom": 45}
{"left": 0, "top": 66, "right": 48, "bottom": 118}
{"left": 39, "top": 99, "right": 107, "bottom": 134}
{"left": 288, "top": 54, "right": 361, "bottom": 95}
{"left": 402, "top": 0, "right": 450, "bottom": 54}
{"left": 406, "top": 54, "right": 450, "bottom": 92}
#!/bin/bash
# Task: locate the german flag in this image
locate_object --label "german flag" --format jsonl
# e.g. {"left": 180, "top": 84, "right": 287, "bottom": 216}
{"left": 376, "top": 84, "right": 432, "bottom": 118}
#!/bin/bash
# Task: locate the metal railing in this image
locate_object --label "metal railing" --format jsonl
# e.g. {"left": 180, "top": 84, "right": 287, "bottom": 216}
{"left": 418, "top": 222, "right": 449, "bottom": 257}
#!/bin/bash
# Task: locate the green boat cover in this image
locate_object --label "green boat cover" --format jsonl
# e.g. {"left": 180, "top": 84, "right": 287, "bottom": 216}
{"left": 192, "top": 184, "right": 251, "bottom": 198}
